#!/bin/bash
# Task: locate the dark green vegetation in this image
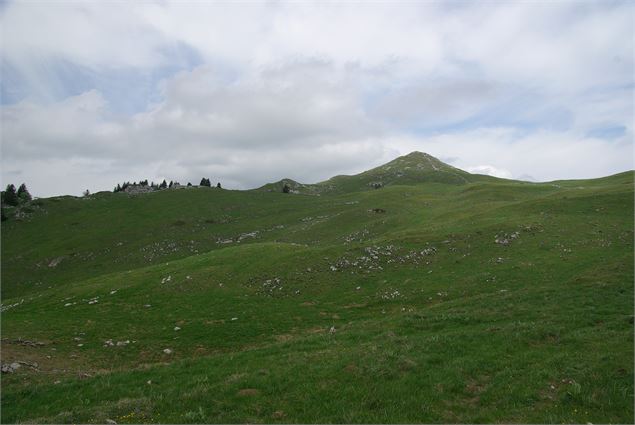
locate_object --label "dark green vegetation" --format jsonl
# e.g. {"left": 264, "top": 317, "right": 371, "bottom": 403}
{"left": 1, "top": 152, "right": 633, "bottom": 423}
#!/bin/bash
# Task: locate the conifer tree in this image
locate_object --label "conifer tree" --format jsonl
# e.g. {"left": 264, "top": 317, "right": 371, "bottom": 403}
{"left": 3, "top": 184, "right": 19, "bottom": 206}
{"left": 17, "top": 183, "right": 32, "bottom": 201}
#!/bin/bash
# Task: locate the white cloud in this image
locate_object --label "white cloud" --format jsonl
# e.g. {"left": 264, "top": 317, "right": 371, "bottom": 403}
{"left": 3, "top": 2, "right": 631, "bottom": 88}
{"left": 2, "top": 74, "right": 631, "bottom": 197}
{"left": 465, "top": 165, "right": 513, "bottom": 179}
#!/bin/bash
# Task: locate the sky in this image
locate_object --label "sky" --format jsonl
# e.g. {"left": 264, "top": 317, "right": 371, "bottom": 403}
{"left": 1, "top": 1, "right": 633, "bottom": 197}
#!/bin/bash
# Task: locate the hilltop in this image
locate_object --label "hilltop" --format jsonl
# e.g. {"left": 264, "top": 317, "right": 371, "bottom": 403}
{"left": 0, "top": 154, "right": 633, "bottom": 424}
{"left": 258, "top": 151, "right": 501, "bottom": 194}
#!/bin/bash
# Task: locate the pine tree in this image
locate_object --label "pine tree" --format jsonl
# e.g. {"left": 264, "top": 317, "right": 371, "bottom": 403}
{"left": 216, "top": 182, "right": 222, "bottom": 189}
{"left": 17, "top": 183, "right": 32, "bottom": 201}
{"left": 282, "top": 183, "right": 291, "bottom": 194}
{"left": 3, "top": 184, "right": 19, "bottom": 206}
{"left": 160, "top": 180, "right": 168, "bottom": 189}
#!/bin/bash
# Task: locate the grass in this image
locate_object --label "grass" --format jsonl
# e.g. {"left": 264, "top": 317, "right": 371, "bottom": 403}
{"left": 1, "top": 162, "right": 633, "bottom": 423}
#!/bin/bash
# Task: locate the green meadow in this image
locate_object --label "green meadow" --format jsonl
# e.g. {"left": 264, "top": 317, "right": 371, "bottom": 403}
{"left": 1, "top": 153, "right": 633, "bottom": 423}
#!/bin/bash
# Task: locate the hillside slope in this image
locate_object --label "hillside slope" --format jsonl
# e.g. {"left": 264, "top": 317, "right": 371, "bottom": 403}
{"left": 257, "top": 151, "right": 499, "bottom": 194}
{"left": 1, "top": 160, "right": 633, "bottom": 423}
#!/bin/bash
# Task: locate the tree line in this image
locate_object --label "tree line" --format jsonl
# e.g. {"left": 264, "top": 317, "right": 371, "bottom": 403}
{"left": 2, "top": 183, "right": 32, "bottom": 206}
{"left": 113, "top": 178, "right": 221, "bottom": 192}
{"left": 1, "top": 183, "right": 33, "bottom": 221}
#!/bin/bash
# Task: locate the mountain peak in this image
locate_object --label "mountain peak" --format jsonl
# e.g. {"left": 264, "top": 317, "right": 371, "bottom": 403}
{"left": 380, "top": 151, "right": 450, "bottom": 172}
{"left": 256, "top": 151, "right": 483, "bottom": 194}
{"left": 403, "top": 150, "right": 433, "bottom": 158}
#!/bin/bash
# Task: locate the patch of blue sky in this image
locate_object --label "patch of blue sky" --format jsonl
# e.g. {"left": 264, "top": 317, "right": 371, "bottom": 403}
{"left": 398, "top": 95, "right": 574, "bottom": 138}
{"left": 586, "top": 125, "right": 627, "bottom": 140}
{"left": 0, "top": 41, "right": 206, "bottom": 115}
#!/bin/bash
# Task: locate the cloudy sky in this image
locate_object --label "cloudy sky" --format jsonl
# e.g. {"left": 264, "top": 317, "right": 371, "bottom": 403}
{"left": 1, "top": 1, "right": 633, "bottom": 197}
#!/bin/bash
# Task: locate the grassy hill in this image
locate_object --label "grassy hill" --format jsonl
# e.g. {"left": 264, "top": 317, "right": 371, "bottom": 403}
{"left": 1, "top": 153, "right": 633, "bottom": 423}
{"left": 257, "top": 151, "right": 498, "bottom": 194}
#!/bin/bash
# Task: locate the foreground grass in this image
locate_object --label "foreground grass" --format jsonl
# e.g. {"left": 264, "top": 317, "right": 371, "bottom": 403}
{"left": 1, "top": 171, "right": 633, "bottom": 423}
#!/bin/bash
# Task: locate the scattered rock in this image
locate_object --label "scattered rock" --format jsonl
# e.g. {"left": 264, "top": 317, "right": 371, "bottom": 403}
{"left": 2, "top": 337, "right": 45, "bottom": 347}
{"left": 272, "top": 411, "right": 285, "bottom": 419}
{"left": 0, "top": 299, "right": 24, "bottom": 312}
{"left": 163, "top": 348, "right": 173, "bottom": 355}
{"left": 255, "top": 277, "right": 284, "bottom": 296}
{"left": 329, "top": 326, "right": 336, "bottom": 334}
{"left": 15, "top": 361, "right": 38, "bottom": 369}
{"left": 237, "top": 230, "right": 259, "bottom": 242}
{"left": 495, "top": 230, "right": 521, "bottom": 245}
{"left": 421, "top": 247, "right": 437, "bottom": 256}
{"left": 48, "top": 257, "right": 65, "bottom": 268}
{"left": 106, "top": 419, "right": 117, "bottom": 424}
{"left": 1, "top": 363, "right": 21, "bottom": 373}
{"left": 174, "top": 326, "right": 181, "bottom": 331}
{"left": 380, "top": 289, "right": 402, "bottom": 300}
